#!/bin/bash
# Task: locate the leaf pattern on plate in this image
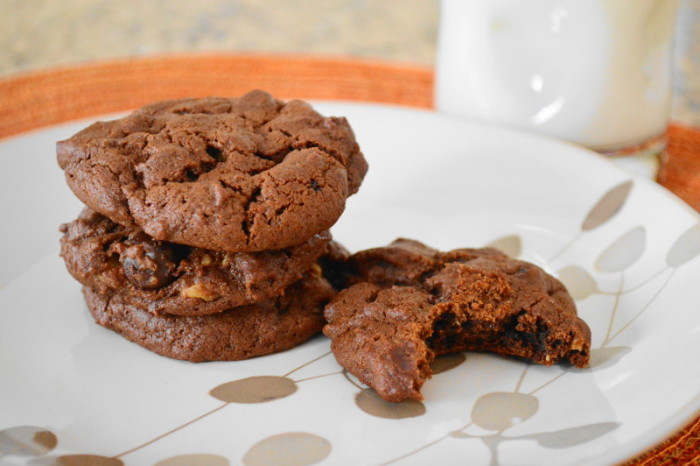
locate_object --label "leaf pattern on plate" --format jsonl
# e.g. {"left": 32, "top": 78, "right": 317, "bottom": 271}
{"left": 666, "top": 223, "right": 700, "bottom": 267}
{"left": 471, "top": 392, "right": 539, "bottom": 431}
{"left": 581, "top": 181, "right": 633, "bottom": 231}
{"left": 486, "top": 235, "right": 522, "bottom": 258}
{"left": 556, "top": 265, "right": 598, "bottom": 300}
{"left": 154, "top": 454, "right": 229, "bottom": 466}
{"left": 29, "top": 455, "right": 123, "bottom": 466}
{"left": 524, "top": 422, "right": 620, "bottom": 448}
{"left": 0, "top": 426, "right": 57, "bottom": 457}
{"left": 595, "top": 226, "right": 646, "bottom": 273}
{"left": 242, "top": 432, "right": 331, "bottom": 466}
{"left": 355, "top": 389, "right": 426, "bottom": 419}
{"left": 210, "top": 376, "right": 297, "bottom": 403}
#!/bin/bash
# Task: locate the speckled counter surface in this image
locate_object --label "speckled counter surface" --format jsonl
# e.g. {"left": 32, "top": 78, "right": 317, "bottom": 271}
{"left": 0, "top": 0, "right": 437, "bottom": 71}
{"left": 1, "top": 0, "right": 698, "bottom": 125}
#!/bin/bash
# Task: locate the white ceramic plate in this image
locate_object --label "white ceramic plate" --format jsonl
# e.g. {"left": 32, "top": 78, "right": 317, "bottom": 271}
{"left": 1, "top": 103, "right": 699, "bottom": 466}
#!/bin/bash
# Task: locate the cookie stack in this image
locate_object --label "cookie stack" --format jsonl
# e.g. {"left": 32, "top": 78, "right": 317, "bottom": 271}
{"left": 57, "top": 90, "right": 368, "bottom": 362}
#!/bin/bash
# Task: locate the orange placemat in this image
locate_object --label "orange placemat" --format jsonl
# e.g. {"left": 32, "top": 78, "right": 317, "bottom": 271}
{"left": 659, "top": 125, "right": 700, "bottom": 213}
{"left": 1, "top": 54, "right": 698, "bottom": 465}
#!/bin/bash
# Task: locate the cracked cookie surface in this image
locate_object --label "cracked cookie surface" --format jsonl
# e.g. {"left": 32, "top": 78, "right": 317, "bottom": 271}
{"left": 323, "top": 239, "right": 591, "bottom": 402}
{"left": 84, "top": 271, "right": 335, "bottom": 362}
{"left": 57, "top": 90, "right": 368, "bottom": 252}
{"left": 60, "top": 209, "right": 332, "bottom": 316}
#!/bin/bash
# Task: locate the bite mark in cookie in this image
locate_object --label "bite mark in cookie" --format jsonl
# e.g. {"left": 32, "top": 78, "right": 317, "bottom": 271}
{"left": 323, "top": 239, "right": 591, "bottom": 402}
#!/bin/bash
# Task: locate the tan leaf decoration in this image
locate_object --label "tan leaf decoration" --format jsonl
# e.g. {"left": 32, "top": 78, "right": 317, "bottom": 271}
{"left": 471, "top": 392, "right": 539, "bottom": 431}
{"left": 242, "top": 432, "right": 331, "bottom": 466}
{"left": 0, "top": 426, "right": 57, "bottom": 457}
{"left": 666, "top": 223, "right": 700, "bottom": 268}
{"left": 430, "top": 353, "right": 466, "bottom": 374}
{"left": 29, "top": 455, "right": 123, "bottom": 466}
{"left": 155, "top": 454, "right": 229, "bottom": 466}
{"left": 355, "top": 389, "right": 426, "bottom": 419}
{"left": 595, "top": 226, "right": 646, "bottom": 273}
{"left": 210, "top": 376, "right": 297, "bottom": 403}
{"left": 556, "top": 265, "right": 598, "bottom": 300}
{"left": 581, "top": 181, "right": 633, "bottom": 231}
{"left": 525, "top": 422, "right": 620, "bottom": 448}
{"left": 486, "top": 235, "right": 522, "bottom": 258}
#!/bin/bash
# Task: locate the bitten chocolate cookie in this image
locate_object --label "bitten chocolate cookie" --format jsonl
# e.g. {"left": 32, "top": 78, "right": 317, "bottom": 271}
{"left": 60, "top": 209, "right": 331, "bottom": 316}
{"left": 84, "top": 271, "right": 335, "bottom": 362}
{"left": 323, "top": 239, "right": 591, "bottom": 402}
{"left": 57, "top": 90, "right": 368, "bottom": 252}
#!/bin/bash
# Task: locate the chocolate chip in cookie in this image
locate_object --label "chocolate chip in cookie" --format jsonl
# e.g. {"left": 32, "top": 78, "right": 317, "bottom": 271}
{"left": 61, "top": 208, "right": 332, "bottom": 316}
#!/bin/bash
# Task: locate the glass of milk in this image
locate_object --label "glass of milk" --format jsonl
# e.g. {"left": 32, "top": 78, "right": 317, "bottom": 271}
{"left": 435, "top": 0, "right": 680, "bottom": 157}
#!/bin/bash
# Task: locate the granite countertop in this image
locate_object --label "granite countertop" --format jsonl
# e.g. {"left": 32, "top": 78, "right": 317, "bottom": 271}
{"left": 0, "top": 0, "right": 698, "bottom": 125}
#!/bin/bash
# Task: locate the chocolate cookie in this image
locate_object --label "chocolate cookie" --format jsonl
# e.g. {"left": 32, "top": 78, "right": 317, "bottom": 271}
{"left": 323, "top": 239, "right": 591, "bottom": 402}
{"left": 84, "top": 271, "right": 335, "bottom": 362}
{"left": 60, "top": 209, "right": 331, "bottom": 316}
{"left": 57, "top": 90, "right": 368, "bottom": 252}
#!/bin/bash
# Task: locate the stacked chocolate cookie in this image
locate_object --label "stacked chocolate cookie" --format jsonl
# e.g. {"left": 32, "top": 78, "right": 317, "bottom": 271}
{"left": 57, "top": 90, "right": 368, "bottom": 362}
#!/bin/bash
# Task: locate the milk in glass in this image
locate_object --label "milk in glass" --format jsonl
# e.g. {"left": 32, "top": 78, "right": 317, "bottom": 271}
{"left": 435, "top": 0, "right": 680, "bottom": 156}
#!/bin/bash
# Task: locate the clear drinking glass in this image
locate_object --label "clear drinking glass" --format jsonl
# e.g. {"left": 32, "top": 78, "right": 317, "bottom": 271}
{"left": 435, "top": 0, "right": 680, "bottom": 158}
